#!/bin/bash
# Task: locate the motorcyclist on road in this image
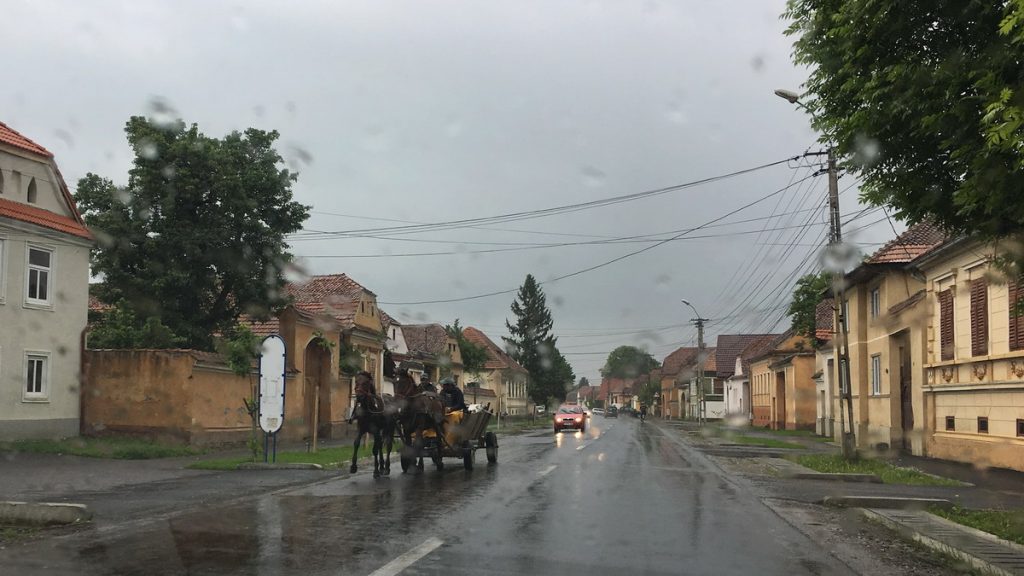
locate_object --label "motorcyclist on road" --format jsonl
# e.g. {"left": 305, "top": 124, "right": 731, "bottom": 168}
{"left": 639, "top": 404, "right": 648, "bottom": 422}
{"left": 440, "top": 376, "right": 468, "bottom": 412}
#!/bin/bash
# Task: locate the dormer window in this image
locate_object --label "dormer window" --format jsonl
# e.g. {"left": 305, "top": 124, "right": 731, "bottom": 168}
{"left": 27, "top": 178, "right": 37, "bottom": 204}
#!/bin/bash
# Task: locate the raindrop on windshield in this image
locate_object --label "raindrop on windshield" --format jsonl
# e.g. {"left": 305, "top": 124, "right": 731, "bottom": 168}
{"left": 147, "top": 97, "right": 182, "bottom": 130}
{"left": 138, "top": 139, "right": 159, "bottom": 160}
{"left": 580, "top": 165, "right": 606, "bottom": 188}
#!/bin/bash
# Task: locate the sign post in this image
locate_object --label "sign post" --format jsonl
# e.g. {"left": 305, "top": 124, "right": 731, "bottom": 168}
{"left": 258, "top": 335, "right": 287, "bottom": 463}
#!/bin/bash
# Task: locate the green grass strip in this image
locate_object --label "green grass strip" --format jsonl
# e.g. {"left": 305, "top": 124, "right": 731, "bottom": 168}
{"left": 796, "top": 454, "right": 963, "bottom": 486}
{"left": 0, "top": 437, "right": 201, "bottom": 460}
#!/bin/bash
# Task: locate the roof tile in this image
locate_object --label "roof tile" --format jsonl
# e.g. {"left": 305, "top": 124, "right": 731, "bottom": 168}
{"left": 866, "top": 221, "right": 948, "bottom": 265}
{"left": 0, "top": 197, "right": 92, "bottom": 239}
{"left": 0, "top": 121, "right": 52, "bottom": 157}
{"left": 462, "top": 327, "right": 527, "bottom": 372}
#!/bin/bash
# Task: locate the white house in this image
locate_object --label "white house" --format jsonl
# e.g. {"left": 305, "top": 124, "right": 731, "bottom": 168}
{"left": 0, "top": 121, "right": 93, "bottom": 439}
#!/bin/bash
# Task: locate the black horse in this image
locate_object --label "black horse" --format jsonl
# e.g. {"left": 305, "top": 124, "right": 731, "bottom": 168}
{"left": 349, "top": 392, "right": 398, "bottom": 478}
{"left": 394, "top": 369, "right": 445, "bottom": 472}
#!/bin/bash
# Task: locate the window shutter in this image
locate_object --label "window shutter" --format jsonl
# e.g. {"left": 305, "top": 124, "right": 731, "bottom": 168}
{"left": 939, "top": 290, "right": 954, "bottom": 361}
{"left": 1011, "top": 279, "right": 1024, "bottom": 352}
{"left": 970, "top": 279, "right": 988, "bottom": 357}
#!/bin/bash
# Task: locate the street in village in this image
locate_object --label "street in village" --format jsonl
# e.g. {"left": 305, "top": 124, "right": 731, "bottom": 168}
{"left": 4, "top": 417, "right": 1022, "bottom": 576}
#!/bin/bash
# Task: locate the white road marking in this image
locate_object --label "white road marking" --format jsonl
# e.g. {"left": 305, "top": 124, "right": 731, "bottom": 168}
{"left": 576, "top": 444, "right": 587, "bottom": 451}
{"left": 366, "top": 537, "right": 444, "bottom": 576}
{"left": 538, "top": 464, "right": 557, "bottom": 477}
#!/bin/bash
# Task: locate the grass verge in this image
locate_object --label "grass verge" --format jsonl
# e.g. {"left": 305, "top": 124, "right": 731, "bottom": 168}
{"left": 795, "top": 454, "right": 963, "bottom": 486}
{"left": 762, "top": 428, "right": 833, "bottom": 442}
{"left": 189, "top": 445, "right": 360, "bottom": 471}
{"left": 0, "top": 437, "right": 201, "bottom": 460}
{"left": 487, "top": 418, "right": 550, "bottom": 434}
{"left": 929, "top": 505, "right": 1024, "bottom": 546}
{"left": 732, "top": 435, "right": 805, "bottom": 450}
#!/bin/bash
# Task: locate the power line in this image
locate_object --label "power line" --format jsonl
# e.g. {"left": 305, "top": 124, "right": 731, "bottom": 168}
{"left": 378, "top": 170, "right": 820, "bottom": 305}
{"left": 290, "top": 156, "right": 800, "bottom": 240}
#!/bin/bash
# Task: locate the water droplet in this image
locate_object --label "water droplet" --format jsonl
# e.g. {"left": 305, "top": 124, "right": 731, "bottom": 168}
{"left": 161, "top": 165, "right": 176, "bottom": 180}
{"left": 852, "top": 134, "right": 881, "bottom": 167}
{"left": 53, "top": 129, "right": 74, "bottom": 149}
{"left": 552, "top": 295, "right": 565, "bottom": 307}
{"left": 147, "top": 97, "right": 182, "bottom": 131}
{"left": 580, "top": 165, "right": 606, "bottom": 188}
{"left": 360, "top": 124, "right": 390, "bottom": 153}
{"left": 749, "top": 54, "right": 765, "bottom": 72}
{"left": 282, "top": 260, "right": 310, "bottom": 285}
{"left": 286, "top": 144, "right": 314, "bottom": 169}
{"left": 252, "top": 105, "right": 265, "bottom": 118}
{"left": 820, "top": 243, "right": 860, "bottom": 274}
{"left": 138, "top": 139, "right": 159, "bottom": 160}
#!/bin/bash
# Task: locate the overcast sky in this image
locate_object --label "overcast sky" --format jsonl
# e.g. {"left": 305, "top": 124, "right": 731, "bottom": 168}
{"left": 3, "top": 0, "right": 901, "bottom": 383}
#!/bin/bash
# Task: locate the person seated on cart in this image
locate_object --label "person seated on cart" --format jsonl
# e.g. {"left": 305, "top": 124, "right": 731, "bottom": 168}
{"left": 419, "top": 372, "right": 437, "bottom": 393}
{"left": 440, "top": 377, "right": 468, "bottom": 413}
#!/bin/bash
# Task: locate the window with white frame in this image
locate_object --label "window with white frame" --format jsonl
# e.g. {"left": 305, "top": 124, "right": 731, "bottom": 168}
{"left": 870, "top": 354, "right": 882, "bottom": 395}
{"left": 26, "top": 246, "right": 53, "bottom": 306}
{"left": 870, "top": 287, "right": 880, "bottom": 318}
{"left": 24, "top": 352, "right": 49, "bottom": 400}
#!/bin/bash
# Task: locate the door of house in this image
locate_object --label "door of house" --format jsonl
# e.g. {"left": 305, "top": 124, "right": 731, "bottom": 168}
{"left": 899, "top": 342, "right": 914, "bottom": 450}
{"left": 775, "top": 372, "right": 787, "bottom": 430}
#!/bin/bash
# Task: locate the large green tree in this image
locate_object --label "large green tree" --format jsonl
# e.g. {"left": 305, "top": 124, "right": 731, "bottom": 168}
{"left": 76, "top": 116, "right": 309, "bottom": 350}
{"left": 601, "top": 345, "right": 660, "bottom": 379}
{"left": 786, "top": 272, "right": 830, "bottom": 341}
{"left": 446, "top": 319, "right": 489, "bottom": 374}
{"left": 503, "top": 274, "right": 573, "bottom": 403}
{"left": 784, "top": 1, "right": 1024, "bottom": 240}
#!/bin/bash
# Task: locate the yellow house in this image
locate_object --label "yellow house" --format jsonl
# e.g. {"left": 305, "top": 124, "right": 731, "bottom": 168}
{"left": 838, "top": 222, "right": 945, "bottom": 453}
{"left": 914, "top": 237, "right": 1024, "bottom": 472}
{"left": 748, "top": 332, "right": 816, "bottom": 430}
{"left": 461, "top": 327, "right": 531, "bottom": 416}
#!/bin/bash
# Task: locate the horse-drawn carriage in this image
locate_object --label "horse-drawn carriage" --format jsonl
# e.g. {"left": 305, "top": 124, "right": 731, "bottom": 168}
{"left": 400, "top": 407, "right": 498, "bottom": 472}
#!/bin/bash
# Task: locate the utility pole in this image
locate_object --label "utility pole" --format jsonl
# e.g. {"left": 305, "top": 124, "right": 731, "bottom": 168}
{"left": 826, "top": 147, "right": 857, "bottom": 458}
{"left": 695, "top": 317, "right": 706, "bottom": 427}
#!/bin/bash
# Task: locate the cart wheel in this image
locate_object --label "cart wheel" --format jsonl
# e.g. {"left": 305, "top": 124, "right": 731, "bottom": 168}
{"left": 484, "top": 432, "right": 498, "bottom": 464}
{"left": 463, "top": 442, "right": 475, "bottom": 471}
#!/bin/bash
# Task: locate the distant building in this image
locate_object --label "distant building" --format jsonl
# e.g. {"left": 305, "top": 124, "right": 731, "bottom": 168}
{"left": 460, "top": 327, "right": 530, "bottom": 416}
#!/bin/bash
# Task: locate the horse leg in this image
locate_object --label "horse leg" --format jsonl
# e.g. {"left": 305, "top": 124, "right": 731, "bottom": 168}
{"left": 372, "top": 427, "right": 382, "bottom": 478}
{"left": 383, "top": 422, "right": 393, "bottom": 475}
{"left": 350, "top": 428, "right": 361, "bottom": 474}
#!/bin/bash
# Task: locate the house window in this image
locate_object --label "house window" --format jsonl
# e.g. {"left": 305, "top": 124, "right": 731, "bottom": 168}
{"left": 945, "top": 416, "right": 955, "bottom": 431}
{"left": 26, "top": 246, "right": 53, "bottom": 306}
{"left": 977, "top": 416, "right": 989, "bottom": 434}
{"left": 1010, "top": 279, "right": 1024, "bottom": 352}
{"left": 24, "top": 353, "right": 49, "bottom": 400}
{"left": 939, "top": 289, "right": 954, "bottom": 361}
{"left": 870, "top": 354, "right": 882, "bottom": 395}
{"left": 0, "top": 170, "right": 4, "bottom": 194}
{"left": 970, "top": 279, "right": 988, "bottom": 357}
{"left": 27, "top": 178, "right": 37, "bottom": 203}
{"left": 1017, "top": 419, "right": 1024, "bottom": 438}
{"left": 870, "top": 288, "right": 880, "bottom": 318}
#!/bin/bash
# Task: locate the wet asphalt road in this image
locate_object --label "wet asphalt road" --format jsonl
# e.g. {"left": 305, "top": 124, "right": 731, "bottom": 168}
{"left": 3, "top": 419, "right": 855, "bottom": 575}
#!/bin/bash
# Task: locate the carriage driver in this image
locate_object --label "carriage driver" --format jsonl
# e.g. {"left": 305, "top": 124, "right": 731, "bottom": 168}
{"left": 440, "top": 376, "right": 468, "bottom": 412}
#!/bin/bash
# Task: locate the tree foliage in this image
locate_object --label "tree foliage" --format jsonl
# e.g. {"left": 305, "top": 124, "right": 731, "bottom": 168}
{"left": 503, "top": 274, "right": 573, "bottom": 403}
{"left": 787, "top": 272, "right": 830, "bottom": 341}
{"left": 75, "top": 116, "right": 310, "bottom": 350}
{"left": 784, "top": 1, "right": 1024, "bottom": 240}
{"left": 601, "top": 345, "right": 660, "bottom": 379}
{"left": 578, "top": 376, "right": 590, "bottom": 388}
{"left": 446, "top": 319, "right": 490, "bottom": 374}
{"left": 87, "top": 301, "right": 183, "bottom": 349}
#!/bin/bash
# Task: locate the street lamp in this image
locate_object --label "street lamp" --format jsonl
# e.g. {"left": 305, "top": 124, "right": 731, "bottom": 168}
{"left": 774, "top": 88, "right": 856, "bottom": 458}
{"left": 681, "top": 299, "right": 709, "bottom": 426}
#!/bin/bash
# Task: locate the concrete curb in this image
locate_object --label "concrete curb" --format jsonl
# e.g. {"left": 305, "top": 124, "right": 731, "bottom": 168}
{"left": 823, "top": 496, "right": 953, "bottom": 510}
{"left": 789, "top": 472, "right": 883, "bottom": 483}
{"left": 0, "top": 501, "right": 92, "bottom": 526}
{"left": 861, "top": 509, "right": 1022, "bottom": 576}
{"left": 235, "top": 462, "right": 323, "bottom": 470}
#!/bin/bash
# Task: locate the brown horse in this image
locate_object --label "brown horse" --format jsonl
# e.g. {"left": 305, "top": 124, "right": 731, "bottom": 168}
{"left": 349, "top": 392, "right": 397, "bottom": 478}
{"left": 395, "top": 369, "right": 445, "bottom": 472}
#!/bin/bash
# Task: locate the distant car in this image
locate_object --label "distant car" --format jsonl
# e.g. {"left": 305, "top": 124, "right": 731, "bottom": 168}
{"left": 605, "top": 406, "right": 618, "bottom": 418}
{"left": 553, "top": 404, "right": 586, "bottom": 432}
{"left": 591, "top": 407, "right": 604, "bottom": 416}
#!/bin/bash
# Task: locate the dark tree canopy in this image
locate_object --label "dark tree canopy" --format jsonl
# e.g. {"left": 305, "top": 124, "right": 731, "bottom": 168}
{"left": 787, "top": 272, "right": 830, "bottom": 341}
{"left": 785, "top": 1, "right": 1024, "bottom": 240}
{"left": 446, "top": 319, "right": 489, "bottom": 374}
{"left": 601, "top": 345, "right": 660, "bottom": 379}
{"left": 578, "top": 376, "right": 590, "bottom": 388}
{"left": 76, "top": 116, "right": 309, "bottom": 350}
{"left": 503, "top": 274, "right": 573, "bottom": 404}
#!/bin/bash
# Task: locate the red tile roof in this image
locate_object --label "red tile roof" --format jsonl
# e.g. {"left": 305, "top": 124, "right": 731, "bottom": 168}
{"left": 284, "top": 273, "right": 377, "bottom": 330}
{"left": 815, "top": 298, "right": 835, "bottom": 341}
{"left": 88, "top": 294, "right": 113, "bottom": 313}
{"left": 738, "top": 334, "right": 783, "bottom": 373}
{"left": 661, "top": 346, "right": 716, "bottom": 378}
{"left": 462, "top": 326, "right": 527, "bottom": 372}
{"left": 714, "top": 334, "right": 776, "bottom": 378}
{"left": 0, "top": 121, "right": 52, "bottom": 157}
{"left": 402, "top": 323, "right": 452, "bottom": 357}
{"left": 0, "top": 197, "right": 92, "bottom": 239}
{"left": 241, "top": 315, "right": 280, "bottom": 337}
{"left": 866, "top": 221, "right": 948, "bottom": 264}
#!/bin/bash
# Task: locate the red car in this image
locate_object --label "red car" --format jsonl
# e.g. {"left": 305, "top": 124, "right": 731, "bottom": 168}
{"left": 553, "top": 404, "right": 586, "bottom": 433}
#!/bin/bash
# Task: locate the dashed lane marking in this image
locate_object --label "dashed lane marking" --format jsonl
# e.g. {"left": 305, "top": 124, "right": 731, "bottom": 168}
{"left": 366, "top": 537, "right": 444, "bottom": 576}
{"left": 576, "top": 444, "right": 588, "bottom": 451}
{"left": 538, "top": 464, "right": 557, "bottom": 477}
